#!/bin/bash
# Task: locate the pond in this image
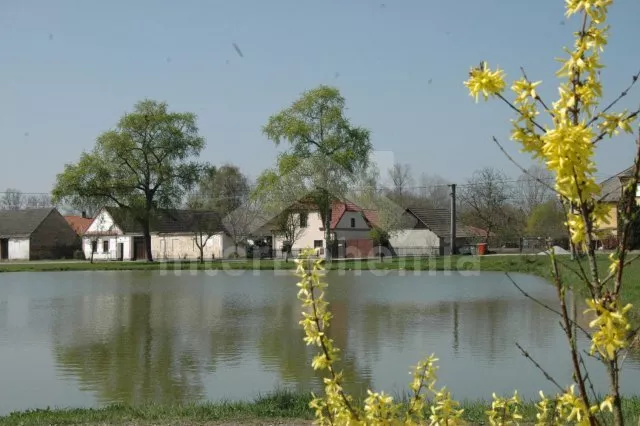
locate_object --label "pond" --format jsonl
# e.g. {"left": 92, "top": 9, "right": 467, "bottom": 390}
{"left": 0, "top": 269, "right": 639, "bottom": 415}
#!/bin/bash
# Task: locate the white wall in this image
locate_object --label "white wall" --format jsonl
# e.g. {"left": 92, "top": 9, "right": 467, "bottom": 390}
{"left": 85, "top": 209, "right": 121, "bottom": 235}
{"left": 273, "top": 212, "right": 326, "bottom": 252}
{"left": 83, "top": 236, "right": 132, "bottom": 261}
{"left": 151, "top": 232, "right": 233, "bottom": 260}
{"left": 335, "top": 211, "right": 369, "bottom": 230}
{"left": 8, "top": 238, "right": 30, "bottom": 260}
{"left": 389, "top": 229, "right": 441, "bottom": 249}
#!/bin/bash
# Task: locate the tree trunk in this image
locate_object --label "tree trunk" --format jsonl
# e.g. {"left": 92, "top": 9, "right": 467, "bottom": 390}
{"left": 199, "top": 247, "right": 204, "bottom": 264}
{"left": 324, "top": 209, "right": 332, "bottom": 261}
{"left": 143, "top": 221, "right": 153, "bottom": 262}
{"left": 90, "top": 241, "right": 95, "bottom": 264}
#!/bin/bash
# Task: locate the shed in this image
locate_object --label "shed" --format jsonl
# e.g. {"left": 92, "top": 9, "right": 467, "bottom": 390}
{"left": 0, "top": 208, "right": 81, "bottom": 260}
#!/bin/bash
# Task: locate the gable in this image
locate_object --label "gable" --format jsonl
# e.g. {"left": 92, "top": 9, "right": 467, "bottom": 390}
{"left": 85, "top": 209, "right": 123, "bottom": 235}
{"left": 335, "top": 211, "right": 370, "bottom": 229}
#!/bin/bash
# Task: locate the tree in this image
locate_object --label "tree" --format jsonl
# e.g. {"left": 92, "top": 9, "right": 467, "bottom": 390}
{"left": 387, "top": 163, "right": 414, "bottom": 205}
{"left": 211, "top": 164, "right": 250, "bottom": 216}
{"left": 417, "top": 173, "right": 450, "bottom": 209}
{"left": 459, "top": 167, "right": 513, "bottom": 243}
{"left": 189, "top": 211, "right": 221, "bottom": 263}
{"left": 1, "top": 188, "right": 23, "bottom": 210}
{"left": 262, "top": 85, "right": 372, "bottom": 260}
{"left": 517, "top": 165, "right": 554, "bottom": 216}
{"left": 25, "top": 194, "right": 53, "bottom": 209}
{"left": 52, "top": 99, "right": 206, "bottom": 262}
{"left": 222, "top": 196, "right": 265, "bottom": 258}
{"left": 526, "top": 198, "right": 567, "bottom": 240}
{"left": 185, "top": 166, "right": 217, "bottom": 209}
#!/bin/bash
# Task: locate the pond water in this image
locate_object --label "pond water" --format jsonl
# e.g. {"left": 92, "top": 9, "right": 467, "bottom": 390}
{"left": 0, "top": 269, "right": 639, "bottom": 415}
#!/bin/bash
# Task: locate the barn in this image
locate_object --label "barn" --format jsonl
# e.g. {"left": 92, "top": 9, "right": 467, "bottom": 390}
{"left": 0, "top": 208, "right": 80, "bottom": 260}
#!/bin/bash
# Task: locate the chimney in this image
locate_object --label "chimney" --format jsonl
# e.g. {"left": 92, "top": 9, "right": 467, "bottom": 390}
{"left": 82, "top": 211, "right": 87, "bottom": 219}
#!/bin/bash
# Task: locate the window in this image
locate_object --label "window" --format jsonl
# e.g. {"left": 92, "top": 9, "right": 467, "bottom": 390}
{"left": 91, "top": 240, "right": 98, "bottom": 253}
{"left": 314, "top": 240, "right": 323, "bottom": 248}
{"left": 350, "top": 218, "right": 356, "bottom": 228}
{"left": 103, "top": 240, "right": 109, "bottom": 253}
{"left": 299, "top": 212, "right": 308, "bottom": 228}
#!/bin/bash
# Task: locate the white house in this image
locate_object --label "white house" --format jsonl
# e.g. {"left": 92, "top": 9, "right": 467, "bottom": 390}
{"left": 83, "top": 207, "right": 230, "bottom": 261}
{"left": 263, "top": 200, "right": 378, "bottom": 258}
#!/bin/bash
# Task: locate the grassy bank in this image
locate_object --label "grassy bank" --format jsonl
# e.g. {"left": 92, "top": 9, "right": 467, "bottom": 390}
{"left": 2, "top": 391, "right": 640, "bottom": 425}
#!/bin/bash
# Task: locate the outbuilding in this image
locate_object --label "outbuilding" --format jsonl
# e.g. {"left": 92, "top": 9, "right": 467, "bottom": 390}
{"left": 0, "top": 208, "right": 80, "bottom": 260}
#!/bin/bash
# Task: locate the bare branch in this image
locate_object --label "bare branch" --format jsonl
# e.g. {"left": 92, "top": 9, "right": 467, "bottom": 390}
{"left": 578, "top": 353, "right": 600, "bottom": 403}
{"left": 620, "top": 324, "right": 640, "bottom": 370}
{"left": 588, "top": 69, "right": 640, "bottom": 126}
{"left": 516, "top": 342, "right": 564, "bottom": 392}
{"left": 505, "top": 272, "right": 592, "bottom": 339}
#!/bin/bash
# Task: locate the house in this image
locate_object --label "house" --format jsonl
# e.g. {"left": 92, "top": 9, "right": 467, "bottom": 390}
{"left": 0, "top": 208, "right": 80, "bottom": 260}
{"left": 598, "top": 166, "right": 639, "bottom": 234}
{"left": 83, "top": 207, "right": 229, "bottom": 261}
{"left": 389, "top": 207, "right": 478, "bottom": 256}
{"left": 260, "top": 200, "right": 378, "bottom": 258}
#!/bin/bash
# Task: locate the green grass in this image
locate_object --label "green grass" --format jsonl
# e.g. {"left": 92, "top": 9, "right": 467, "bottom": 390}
{"left": 2, "top": 391, "right": 639, "bottom": 425}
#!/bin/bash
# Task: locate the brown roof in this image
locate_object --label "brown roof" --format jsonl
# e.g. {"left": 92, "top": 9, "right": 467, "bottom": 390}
{"left": 64, "top": 216, "right": 93, "bottom": 236}
{"left": 599, "top": 166, "right": 635, "bottom": 203}
{"left": 0, "top": 208, "right": 55, "bottom": 238}
{"left": 405, "top": 207, "right": 475, "bottom": 239}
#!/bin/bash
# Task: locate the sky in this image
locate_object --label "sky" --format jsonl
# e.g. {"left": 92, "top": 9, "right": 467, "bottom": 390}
{"left": 1, "top": 0, "right": 639, "bottom": 193}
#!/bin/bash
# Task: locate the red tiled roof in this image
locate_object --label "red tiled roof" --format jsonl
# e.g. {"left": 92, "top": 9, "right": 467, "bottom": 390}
{"left": 64, "top": 216, "right": 93, "bottom": 236}
{"left": 328, "top": 201, "right": 377, "bottom": 229}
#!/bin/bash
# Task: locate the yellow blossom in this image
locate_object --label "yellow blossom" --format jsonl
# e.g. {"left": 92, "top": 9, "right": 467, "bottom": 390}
{"left": 511, "top": 79, "right": 542, "bottom": 104}
{"left": 486, "top": 391, "right": 523, "bottom": 426}
{"left": 598, "top": 111, "right": 636, "bottom": 137}
{"left": 463, "top": 62, "right": 506, "bottom": 102}
{"left": 585, "top": 298, "right": 633, "bottom": 359}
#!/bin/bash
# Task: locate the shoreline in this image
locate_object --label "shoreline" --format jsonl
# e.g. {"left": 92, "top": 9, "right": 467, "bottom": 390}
{"left": 2, "top": 391, "right": 639, "bottom": 425}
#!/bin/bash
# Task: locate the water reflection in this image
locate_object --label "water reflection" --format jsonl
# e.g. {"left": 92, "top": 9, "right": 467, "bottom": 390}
{"left": 0, "top": 270, "right": 638, "bottom": 414}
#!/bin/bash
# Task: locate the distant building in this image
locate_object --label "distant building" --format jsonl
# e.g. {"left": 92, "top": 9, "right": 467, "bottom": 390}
{"left": 83, "top": 207, "right": 228, "bottom": 261}
{"left": 0, "top": 208, "right": 80, "bottom": 260}
{"left": 64, "top": 212, "right": 93, "bottom": 237}
{"left": 599, "top": 166, "right": 639, "bottom": 234}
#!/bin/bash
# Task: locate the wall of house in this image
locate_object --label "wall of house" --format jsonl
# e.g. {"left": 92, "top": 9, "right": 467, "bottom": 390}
{"left": 83, "top": 236, "right": 133, "bottom": 261}
{"left": 86, "top": 210, "right": 121, "bottom": 235}
{"left": 8, "top": 238, "right": 30, "bottom": 260}
{"left": 151, "top": 233, "right": 229, "bottom": 260}
{"left": 601, "top": 202, "right": 618, "bottom": 233}
{"left": 273, "top": 212, "right": 326, "bottom": 251}
{"left": 29, "top": 209, "right": 82, "bottom": 260}
{"left": 389, "top": 229, "right": 441, "bottom": 250}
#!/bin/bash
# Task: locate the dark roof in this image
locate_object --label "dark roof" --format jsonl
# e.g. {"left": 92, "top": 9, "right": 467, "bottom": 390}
{"left": 93, "top": 207, "right": 223, "bottom": 235}
{"left": 599, "top": 166, "right": 635, "bottom": 203}
{"left": 405, "top": 207, "right": 474, "bottom": 238}
{"left": 0, "top": 208, "right": 55, "bottom": 238}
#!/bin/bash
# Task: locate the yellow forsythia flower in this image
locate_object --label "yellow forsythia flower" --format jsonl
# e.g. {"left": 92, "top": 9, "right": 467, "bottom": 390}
{"left": 585, "top": 298, "right": 633, "bottom": 360}
{"left": 486, "top": 391, "right": 523, "bottom": 425}
{"left": 463, "top": 62, "right": 506, "bottom": 102}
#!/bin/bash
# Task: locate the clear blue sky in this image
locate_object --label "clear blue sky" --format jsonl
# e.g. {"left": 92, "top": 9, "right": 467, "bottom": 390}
{"left": 1, "top": 0, "right": 639, "bottom": 193}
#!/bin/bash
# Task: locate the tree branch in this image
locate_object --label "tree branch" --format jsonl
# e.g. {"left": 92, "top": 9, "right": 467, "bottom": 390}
{"left": 588, "top": 69, "right": 640, "bottom": 126}
{"left": 505, "top": 272, "right": 592, "bottom": 340}
{"left": 592, "top": 108, "right": 640, "bottom": 145}
{"left": 496, "top": 93, "right": 547, "bottom": 133}
{"left": 516, "top": 342, "right": 565, "bottom": 392}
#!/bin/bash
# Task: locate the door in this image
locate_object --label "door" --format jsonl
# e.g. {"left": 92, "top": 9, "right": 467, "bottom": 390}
{"left": 0, "top": 239, "right": 8, "bottom": 260}
{"left": 117, "top": 243, "right": 124, "bottom": 261}
{"left": 132, "top": 236, "right": 146, "bottom": 260}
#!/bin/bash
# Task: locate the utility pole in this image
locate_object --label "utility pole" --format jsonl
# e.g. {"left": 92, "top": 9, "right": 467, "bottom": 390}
{"left": 450, "top": 184, "right": 457, "bottom": 255}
